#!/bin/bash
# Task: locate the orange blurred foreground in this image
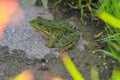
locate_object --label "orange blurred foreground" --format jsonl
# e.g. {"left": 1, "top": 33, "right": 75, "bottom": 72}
{"left": 40, "top": 71, "right": 64, "bottom": 80}
{"left": 11, "top": 69, "right": 34, "bottom": 80}
{"left": 10, "top": 69, "right": 64, "bottom": 80}
{"left": 0, "top": 0, "right": 19, "bottom": 38}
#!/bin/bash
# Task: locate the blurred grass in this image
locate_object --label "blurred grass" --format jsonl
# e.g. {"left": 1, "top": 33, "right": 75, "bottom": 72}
{"left": 95, "top": 0, "right": 120, "bottom": 62}
{"left": 41, "top": 0, "right": 48, "bottom": 8}
{"left": 90, "top": 67, "right": 120, "bottom": 80}
{"left": 91, "top": 67, "right": 99, "bottom": 80}
{"left": 111, "top": 67, "right": 120, "bottom": 80}
{"left": 60, "top": 51, "right": 84, "bottom": 80}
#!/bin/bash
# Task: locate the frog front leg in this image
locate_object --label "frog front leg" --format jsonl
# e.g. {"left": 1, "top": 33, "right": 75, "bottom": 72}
{"left": 46, "top": 36, "right": 56, "bottom": 48}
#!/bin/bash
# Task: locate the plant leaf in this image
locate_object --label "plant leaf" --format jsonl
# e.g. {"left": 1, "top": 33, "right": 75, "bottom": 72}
{"left": 41, "top": 0, "right": 48, "bottom": 8}
{"left": 97, "top": 49, "right": 120, "bottom": 62}
{"left": 111, "top": 68, "right": 120, "bottom": 80}
{"left": 91, "top": 67, "right": 99, "bottom": 80}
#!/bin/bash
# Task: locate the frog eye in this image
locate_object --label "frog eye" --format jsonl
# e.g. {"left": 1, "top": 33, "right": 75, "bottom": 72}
{"left": 38, "top": 22, "right": 43, "bottom": 25}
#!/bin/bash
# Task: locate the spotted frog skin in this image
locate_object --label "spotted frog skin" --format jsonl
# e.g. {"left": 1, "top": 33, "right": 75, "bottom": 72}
{"left": 30, "top": 16, "right": 80, "bottom": 52}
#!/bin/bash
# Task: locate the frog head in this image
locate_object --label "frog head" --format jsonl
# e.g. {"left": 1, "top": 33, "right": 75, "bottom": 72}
{"left": 29, "top": 16, "right": 48, "bottom": 32}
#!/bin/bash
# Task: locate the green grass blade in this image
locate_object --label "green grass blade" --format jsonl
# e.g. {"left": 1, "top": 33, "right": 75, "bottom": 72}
{"left": 111, "top": 68, "right": 120, "bottom": 80}
{"left": 91, "top": 67, "right": 99, "bottom": 80}
{"left": 108, "top": 42, "right": 120, "bottom": 52}
{"left": 60, "top": 52, "right": 84, "bottom": 80}
{"left": 41, "top": 0, "right": 48, "bottom": 8}
{"left": 103, "top": 33, "right": 120, "bottom": 42}
{"left": 96, "top": 10, "right": 120, "bottom": 29}
{"left": 111, "top": 0, "right": 120, "bottom": 19}
{"left": 53, "top": 0, "right": 62, "bottom": 8}
{"left": 97, "top": 49, "right": 120, "bottom": 62}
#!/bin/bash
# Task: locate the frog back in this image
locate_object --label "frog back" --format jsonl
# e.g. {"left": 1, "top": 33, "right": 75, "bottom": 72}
{"left": 37, "top": 16, "right": 75, "bottom": 32}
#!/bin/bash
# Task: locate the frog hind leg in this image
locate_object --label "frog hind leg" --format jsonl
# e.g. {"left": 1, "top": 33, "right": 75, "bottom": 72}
{"left": 61, "top": 40, "right": 78, "bottom": 52}
{"left": 46, "top": 36, "right": 56, "bottom": 48}
{"left": 58, "top": 32, "right": 80, "bottom": 52}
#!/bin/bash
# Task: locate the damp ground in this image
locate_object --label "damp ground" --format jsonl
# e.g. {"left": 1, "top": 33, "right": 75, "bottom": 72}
{"left": 0, "top": 1, "right": 119, "bottom": 80}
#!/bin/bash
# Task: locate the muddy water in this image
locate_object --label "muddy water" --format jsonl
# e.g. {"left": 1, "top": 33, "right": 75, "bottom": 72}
{"left": 0, "top": 1, "right": 117, "bottom": 80}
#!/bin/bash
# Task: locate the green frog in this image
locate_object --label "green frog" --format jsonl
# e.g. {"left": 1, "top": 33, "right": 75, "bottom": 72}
{"left": 30, "top": 16, "right": 80, "bottom": 52}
